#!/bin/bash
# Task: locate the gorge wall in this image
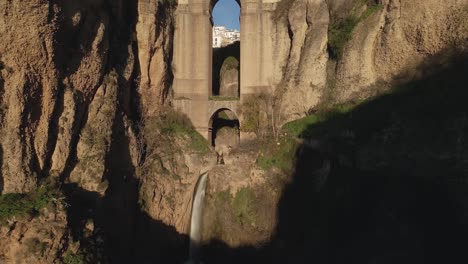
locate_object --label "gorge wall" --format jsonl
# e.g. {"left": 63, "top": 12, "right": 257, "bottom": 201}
{"left": 271, "top": 0, "right": 468, "bottom": 123}
{"left": 0, "top": 0, "right": 467, "bottom": 263}
{"left": 0, "top": 0, "right": 200, "bottom": 262}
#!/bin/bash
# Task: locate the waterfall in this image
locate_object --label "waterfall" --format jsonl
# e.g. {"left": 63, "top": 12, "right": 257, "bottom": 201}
{"left": 188, "top": 172, "right": 209, "bottom": 263}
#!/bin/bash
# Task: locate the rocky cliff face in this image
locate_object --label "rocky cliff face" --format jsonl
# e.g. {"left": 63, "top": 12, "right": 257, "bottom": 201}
{"left": 0, "top": 202, "right": 69, "bottom": 264}
{"left": 273, "top": 0, "right": 468, "bottom": 123}
{"left": 0, "top": 0, "right": 189, "bottom": 262}
{"left": 1, "top": 0, "right": 124, "bottom": 193}
{"left": 0, "top": 0, "right": 179, "bottom": 193}
{"left": 0, "top": 0, "right": 467, "bottom": 262}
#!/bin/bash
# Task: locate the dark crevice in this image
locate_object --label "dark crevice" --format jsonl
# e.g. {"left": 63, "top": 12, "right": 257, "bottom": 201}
{"left": 59, "top": 91, "right": 91, "bottom": 183}
{"left": 53, "top": 2, "right": 108, "bottom": 81}
{"left": 156, "top": 2, "right": 176, "bottom": 104}
{"left": 198, "top": 50, "right": 468, "bottom": 264}
{"left": 41, "top": 82, "right": 65, "bottom": 178}
{"left": 20, "top": 76, "right": 43, "bottom": 183}
{"left": 101, "top": 109, "right": 138, "bottom": 263}
{"left": 59, "top": 1, "right": 143, "bottom": 262}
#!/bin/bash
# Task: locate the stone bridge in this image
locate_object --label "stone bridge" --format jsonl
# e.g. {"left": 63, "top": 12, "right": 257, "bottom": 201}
{"left": 171, "top": 0, "right": 280, "bottom": 141}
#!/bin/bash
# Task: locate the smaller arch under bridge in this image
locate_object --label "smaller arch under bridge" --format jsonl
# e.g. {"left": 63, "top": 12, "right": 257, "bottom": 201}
{"left": 173, "top": 98, "right": 240, "bottom": 140}
{"left": 208, "top": 100, "right": 240, "bottom": 120}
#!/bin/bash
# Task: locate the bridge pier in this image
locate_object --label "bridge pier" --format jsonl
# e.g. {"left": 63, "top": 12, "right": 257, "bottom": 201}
{"left": 172, "top": 0, "right": 281, "bottom": 142}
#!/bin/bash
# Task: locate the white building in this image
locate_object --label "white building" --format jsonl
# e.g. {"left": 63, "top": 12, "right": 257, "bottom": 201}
{"left": 213, "top": 26, "right": 240, "bottom": 48}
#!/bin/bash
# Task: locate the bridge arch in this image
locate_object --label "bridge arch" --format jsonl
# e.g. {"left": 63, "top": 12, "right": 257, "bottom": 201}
{"left": 213, "top": 44, "right": 240, "bottom": 97}
{"left": 210, "top": 0, "right": 241, "bottom": 10}
{"left": 208, "top": 108, "right": 240, "bottom": 148}
{"left": 211, "top": 0, "right": 241, "bottom": 97}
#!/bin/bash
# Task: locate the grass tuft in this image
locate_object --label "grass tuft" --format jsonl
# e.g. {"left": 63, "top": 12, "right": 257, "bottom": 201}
{"left": 63, "top": 252, "right": 86, "bottom": 264}
{"left": 328, "top": 0, "right": 383, "bottom": 60}
{"left": 233, "top": 187, "right": 256, "bottom": 226}
{"left": 209, "top": 96, "right": 240, "bottom": 101}
{"left": 256, "top": 102, "right": 361, "bottom": 172}
{"left": 0, "top": 185, "right": 61, "bottom": 224}
{"left": 156, "top": 107, "right": 210, "bottom": 154}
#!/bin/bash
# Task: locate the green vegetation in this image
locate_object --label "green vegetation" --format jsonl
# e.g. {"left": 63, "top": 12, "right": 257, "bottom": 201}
{"left": 25, "top": 238, "right": 49, "bottom": 255}
{"left": 0, "top": 185, "right": 61, "bottom": 224}
{"left": 63, "top": 236, "right": 105, "bottom": 264}
{"left": 221, "top": 56, "right": 239, "bottom": 71}
{"left": 232, "top": 187, "right": 256, "bottom": 226}
{"left": 210, "top": 188, "right": 257, "bottom": 229}
{"left": 158, "top": 108, "right": 210, "bottom": 154}
{"left": 241, "top": 97, "right": 261, "bottom": 133}
{"left": 284, "top": 102, "right": 358, "bottom": 136}
{"left": 259, "top": 52, "right": 468, "bottom": 172}
{"left": 256, "top": 113, "right": 330, "bottom": 171}
{"left": 260, "top": 51, "right": 468, "bottom": 174}
{"left": 138, "top": 108, "right": 210, "bottom": 182}
{"left": 241, "top": 93, "right": 274, "bottom": 136}
{"left": 64, "top": 252, "right": 87, "bottom": 264}
{"left": 215, "top": 190, "right": 231, "bottom": 204}
{"left": 360, "top": 2, "right": 382, "bottom": 20}
{"left": 209, "top": 190, "right": 231, "bottom": 238}
{"left": 256, "top": 102, "right": 360, "bottom": 172}
{"left": 328, "top": 17, "right": 357, "bottom": 60}
{"left": 257, "top": 137, "right": 298, "bottom": 172}
{"left": 174, "top": 96, "right": 191, "bottom": 100}
{"left": 282, "top": 115, "right": 321, "bottom": 137}
{"left": 328, "top": 0, "right": 383, "bottom": 60}
{"left": 273, "top": 0, "right": 382, "bottom": 43}
{"left": 162, "top": 122, "right": 209, "bottom": 154}
{"left": 209, "top": 96, "right": 240, "bottom": 101}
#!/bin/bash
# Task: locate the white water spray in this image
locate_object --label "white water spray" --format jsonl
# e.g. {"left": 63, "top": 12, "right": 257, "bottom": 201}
{"left": 188, "top": 172, "right": 209, "bottom": 263}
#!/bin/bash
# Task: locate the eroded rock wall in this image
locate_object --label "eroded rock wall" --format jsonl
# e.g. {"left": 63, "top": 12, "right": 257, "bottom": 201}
{"left": 136, "top": 0, "right": 175, "bottom": 116}
{"left": 0, "top": 0, "right": 177, "bottom": 194}
{"left": 0, "top": 0, "right": 115, "bottom": 193}
{"left": 0, "top": 0, "right": 189, "bottom": 262}
{"left": 0, "top": 203, "right": 70, "bottom": 264}
{"left": 0, "top": 0, "right": 467, "bottom": 261}
{"left": 273, "top": 0, "right": 468, "bottom": 123}
{"left": 337, "top": 0, "right": 468, "bottom": 100}
{"left": 274, "top": 0, "right": 330, "bottom": 121}
{"left": 0, "top": 0, "right": 60, "bottom": 193}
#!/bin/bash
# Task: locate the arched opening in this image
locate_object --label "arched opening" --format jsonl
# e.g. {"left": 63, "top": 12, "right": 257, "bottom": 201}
{"left": 211, "top": 0, "right": 240, "bottom": 98}
{"left": 209, "top": 109, "right": 240, "bottom": 164}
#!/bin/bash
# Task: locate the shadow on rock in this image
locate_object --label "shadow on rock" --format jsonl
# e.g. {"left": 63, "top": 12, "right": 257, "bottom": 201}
{"left": 64, "top": 50, "right": 468, "bottom": 264}
{"left": 199, "top": 50, "right": 468, "bottom": 263}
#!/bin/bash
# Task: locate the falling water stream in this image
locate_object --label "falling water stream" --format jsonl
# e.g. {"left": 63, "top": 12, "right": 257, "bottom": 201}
{"left": 188, "top": 172, "right": 209, "bottom": 263}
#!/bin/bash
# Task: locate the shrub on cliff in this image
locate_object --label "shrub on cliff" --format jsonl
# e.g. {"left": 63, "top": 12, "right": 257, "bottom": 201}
{"left": 241, "top": 93, "right": 276, "bottom": 137}
{"left": 233, "top": 187, "right": 257, "bottom": 226}
{"left": 328, "top": 0, "right": 382, "bottom": 60}
{"left": 256, "top": 103, "right": 358, "bottom": 172}
{"left": 143, "top": 106, "right": 210, "bottom": 155}
{"left": 221, "top": 56, "right": 239, "bottom": 72}
{"left": 0, "top": 185, "right": 61, "bottom": 224}
{"left": 63, "top": 252, "right": 86, "bottom": 264}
